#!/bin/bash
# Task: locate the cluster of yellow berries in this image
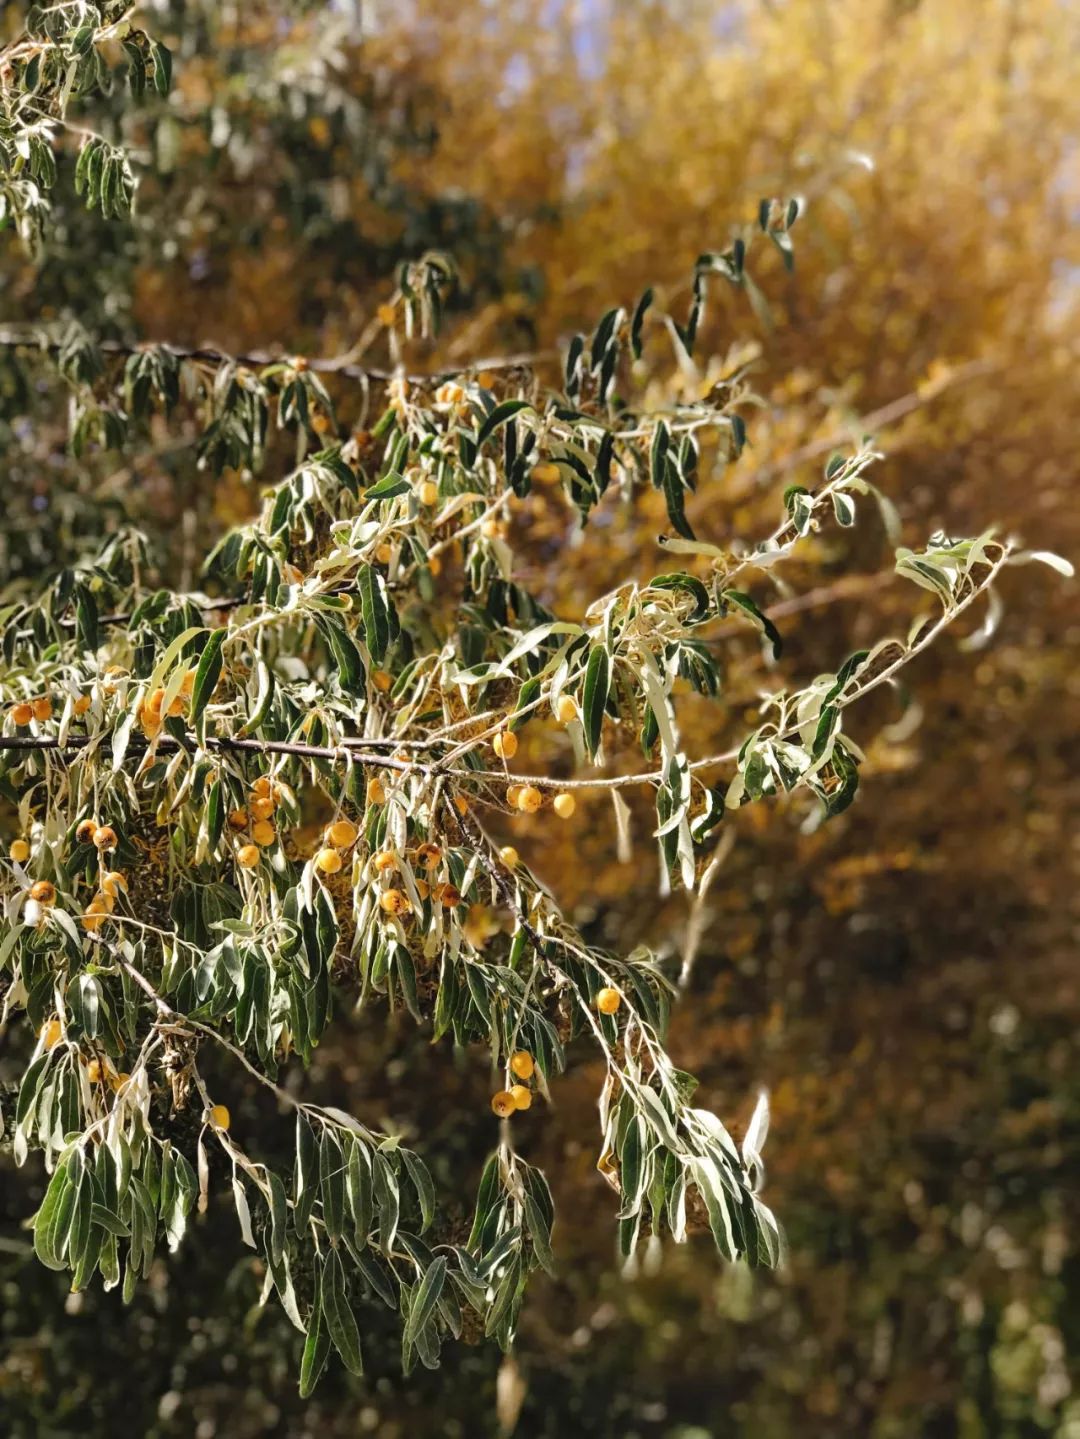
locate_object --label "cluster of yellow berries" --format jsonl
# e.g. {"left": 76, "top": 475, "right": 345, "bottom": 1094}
{"left": 82, "top": 868, "right": 128, "bottom": 932}
{"left": 139, "top": 670, "right": 196, "bottom": 738}
{"left": 9, "top": 696, "right": 53, "bottom": 726}
{"left": 232, "top": 776, "right": 283, "bottom": 867}
{"left": 314, "top": 816, "right": 360, "bottom": 876}
{"left": 491, "top": 1050, "right": 537, "bottom": 1117}
{"left": 504, "top": 782, "right": 575, "bottom": 819}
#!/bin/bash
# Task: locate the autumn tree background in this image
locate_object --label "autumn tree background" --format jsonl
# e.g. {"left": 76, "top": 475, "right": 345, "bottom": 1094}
{"left": 2, "top": 1, "right": 1078, "bottom": 1436}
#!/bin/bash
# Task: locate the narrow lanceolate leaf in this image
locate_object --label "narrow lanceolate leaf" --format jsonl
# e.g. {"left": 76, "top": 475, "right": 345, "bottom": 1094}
{"left": 190, "top": 627, "right": 227, "bottom": 737}
{"left": 321, "top": 1248, "right": 364, "bottom": 1375}
{"left": 404, "top": 1255, "right": 447, "bottom": 1347}
{"left": 477, "top": 399, "right": 532, "bottom": 447}
{"left": 34, "top": 1155, "right": 76, "bottom": 1271}
{"left": 294, "top": 1113, "right": 318, "bottom": 1236}
{"left": 582, "top": 645, "right": 610, "bottom": 759}
{"left": 358, "top": 564, "right": 390, "bottom": 662}
{"left": 319, "top": 1129, "right": 346, "bottom": 1241}
{"left": 298, "top": 1275, "right": 330, "bottom": 1398}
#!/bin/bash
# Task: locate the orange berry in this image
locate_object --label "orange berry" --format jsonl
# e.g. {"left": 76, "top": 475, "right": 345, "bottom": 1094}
{"left": 101, "top": 870, "right": 128, "bottom": 897}
{"left": 509, "top": 1084, "right": 533, "bottom": 1111}
{"left": 510, "top": 1051, "right": 534, "bottom": 1080}
{"left": 435, "top": 884, "right": 462, "bottom": 908}
{"left": 140, "top": 710, "right": 162, "bottom": 738}
{"left": 556, "top": 695, "right": 578, "bottom": 724}
{"left": 147, "top": 687, "right": 166, "bottom": 715}
{"left": 73, "top": 695, "right": 92, "bottom": 716}
{"left": 29, "top": 880, "right": 56, "bottom": 905}
{"left": 516, "top": 786, "right": 542, "bottom": 814}
{"left": 596, "top": 987, "right": 621, "bottom": 1015}
{"left": 209, "top": 1104, "right": 231, "bottom": 1130}
{"left": 490, "top": 1090, "right": 516, "bottom": 1118}
{"left": 371, "top": 669, "right": 392, "bottom": 692}
{"left": 228, "top": 807, "right": 249, "bottom": 830}
{"left": 476, "top": 370, "right": 496, "bottom": 389}
{"left": 9, "top": 839, "right": 30, "bottom": 863}
{"left": 312, "top": 412, "right": 332, "bottom": 436}
{"left": 236, "top": 844, "right": 260, "bottom": 869}
{"left": 81, "top": 911, "right": 105, "bottom": 932}
{"left": 415, "top": 842, "right": 441, "bottom": 869}
{"left": 250, "top": 776, "right": 273, "bottom": 799}
{"left": 87, "top": 1059, "right": 104, "bottom": 1083}
{"left": 75, "top": 819, "right": 98, "bottom": 845}
{"left": 88, "top": 893, "right": 114, "bottom": 914}
{"left": 553, "top": 793, "right": 576, "bottom": 819}
{"left": 93, "top": 826, "right": 118, "bottom": 852}
{"left": 492, "top": 731, "right": 518, "bottom": 760}
{"left": 249, "top": 796, "right": 275, "bottom": 822}
{"left": 179, "top": 670, "right": 197, "bottom": 696}
{"left": 379, "top": 888, "right": 410, "bottom": 916}
{"left": 428, "top": 554, "right": 442, "bottom": 577}
{"left": 251, "top": 820, "right": 275, "bottom": 847}
{"left": 498, "top": 845, "right": 520, "bottom": 868}
{"left": 366, "top": 778, "right": 386, "bottom": 806}
{"left": 315, "top": 847, "right": 343, "bottom": 875}
{"left": 283, "top": 563, "right": 304, "bottom": 585}
{"left": 372, "top": 849, "right": 397, "bottom": 873}
{"left": 453, "top": 795, "right": 469, "bottom": 816}
{"left": 374, "top": 543, "right": 393, "bottom": 565}
{"left": 530, "top": 462, "right": 561, "bottom": 484}
{"left": 414, "top": 878, "right": 430, "bottom": 900}
{"left": 376, "top": 302, "right": 396, "bottom": 327}
{"left": 327, "top": 819, "right": 358, "bottom": 848}
{"left": 41, "top": 1019, "right": 62, "bottom": 1050}
{"left": 31, "top": 698, "right": 53, "bottom": 722}
{"left": 10, "top": 703, "right": 32, "bottom": 726}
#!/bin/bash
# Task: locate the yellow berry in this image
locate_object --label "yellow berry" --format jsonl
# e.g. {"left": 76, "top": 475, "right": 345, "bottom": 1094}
{"left": 510, "top": 1050, "right": 534, "bottom": 1080}
{"left": 81, "top": 911, "right": 105, "bottom": 932}
{"left": 509, "top": 1084, "right": 532, "bottom": 1111}
{"left": 251, "top": 820, "right": 276, "bottom": 847}
{"left": 415, "top": 842, "right": 441, "bottom": 869}
{"left": 87, "top": 1059, "right": 104, "bottom": 1083}
{"left": 375, "top": 543, "right": 393, "bottom": 565}
{"left": 112, "top": 1072, "right": 132, "bottom": 1093}
{"left": 250, "top": 776, "right": 273, "bottom": 799}
{"left": 530, "top": 462, "right": 561, "bottom": 484}
{"left": 75, "top": 819, "right": 98, "bottom": 845}
{"left": 101, "top": 870, "right": 128, "bottom": 897}
{"left": 11, "top": 703, "right": 33, "bottom": 726}
{"left": 596, "top": 987, "right": 621, "bottom": 1016}
{"left": 209, "top": 1104, "right": 231, "bottom": 1130}
{"left": 93, "top": 826, "right": 118, "bottom": 852}
{"left": 490, "top": 1090, "right": 516, "bottom": 1118}
{"left": 9, "top": 839, "right": 30, "bottom": 863}
{"left": 377, "top": 302, "right": 396, "bottom": 327}
{"left": 516, "top": 786, "right": 542, "bottom": 814}
{"left": 505, "top": 784, "right": 523, "bottom": 809}
{"left": 556, "top": 695, "right": 578, "bottom": 724}
{"left": 418, "top": 480, "right": 439, "bottom": 507}
{"left": 227, "top": 807, "right": 249, "bottom": 830}
{"left": 367, "top": 778, "right": 386, "bottom": 806}
{"left": 88, "top": 893, "right": 114, "bottom": 914}
{"left": 327, "top": 818, "right": 358, "bottom": 848}
{"left": 30, "top": 880, "right": 56, "bottom": 905}
{"left": 249, "top": 796, "right": 275, "bottom": 822}
{"left": 371, "top": 669, "right": 392, "bottom": 692}
{"left": 553, "top": 793, "right": 576, "bottom": 819}
{"left": 498, "top": 845, "right": 520, "bottom": 869}
{"left": 31, "top": 697, "right": 53, "bottom": 723}
{"left": 179, "top": 670, "right": 197, "bottom": 697}
{"left": 41, "top": 1019, "right": 62, "bottom": 1050}
{"left": 436, "top": 884, "right": 462, "bottom": 908}
{"left": 236, "top": 844, "right": 260, "bottom": 869}
{"left": 312, "top": 412, "right": 332, "bottom": 436}
{"left": 315, "top": 847, "right": 343, "bottom": 875}
{"left": 372, "top": 849, "right": 397, "bottom": 873}
{"left": 492, "top": 731, "right": 518, "bottom": 760}
{"left": 379, "top": 888, "right": 410, "bottom": 915}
